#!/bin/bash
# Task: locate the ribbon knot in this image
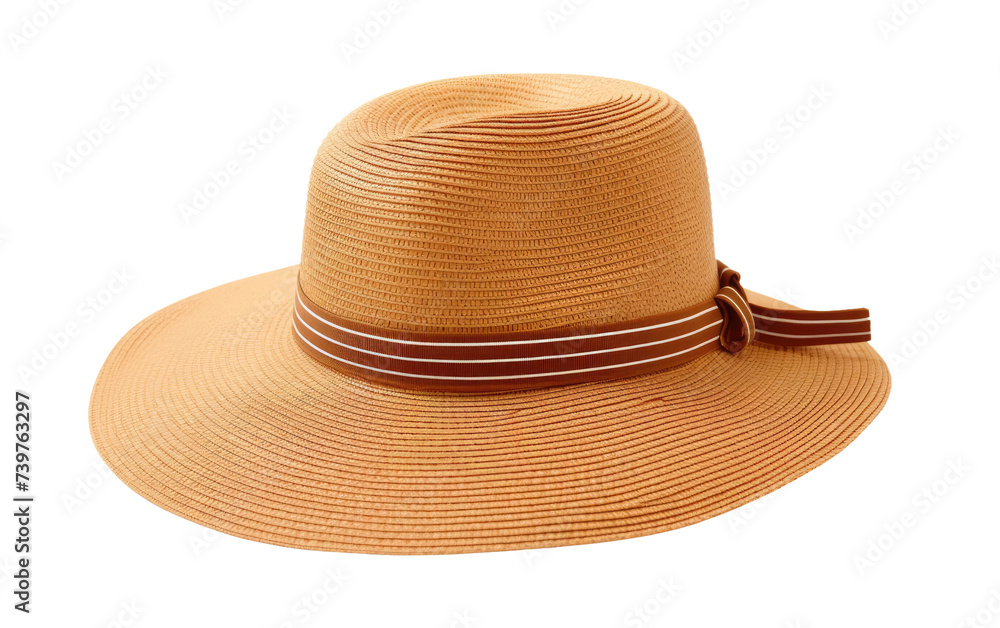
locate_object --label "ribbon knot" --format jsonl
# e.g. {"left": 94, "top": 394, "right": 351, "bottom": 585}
{"left": 714, "top": 263, "right": 756, "bottom": 354}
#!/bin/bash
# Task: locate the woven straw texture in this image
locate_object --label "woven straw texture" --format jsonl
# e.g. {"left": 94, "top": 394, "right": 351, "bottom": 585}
{"left": 299, "top": 74, "right": 718, "bottom": 332}
{"left": 89, "top": 75, "right": 890, "bottom": 554}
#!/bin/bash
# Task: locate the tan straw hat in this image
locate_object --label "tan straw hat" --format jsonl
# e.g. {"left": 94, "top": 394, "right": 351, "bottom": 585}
{"left": 90, "top": 74, "right": 891, "bottom": 554}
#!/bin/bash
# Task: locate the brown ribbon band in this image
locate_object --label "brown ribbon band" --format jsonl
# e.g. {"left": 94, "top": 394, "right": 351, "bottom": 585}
{"left": 292, "top": 261, "right": 872, "bottom": 392}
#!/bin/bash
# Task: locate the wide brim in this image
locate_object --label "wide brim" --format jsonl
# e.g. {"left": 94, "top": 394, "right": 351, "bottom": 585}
{"left": 90, "top": 266, "right": 890, "bottom": 555}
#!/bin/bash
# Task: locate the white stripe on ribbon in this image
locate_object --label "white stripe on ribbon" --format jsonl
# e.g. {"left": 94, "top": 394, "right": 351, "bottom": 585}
{"left": 291, "top": 317, "right": 721, "bottom": 382}
{"left": 296, "top": 291, "right": 718, "bottom": 348}
{"left": 753, "top": 313, "right": 870, "bottom": 325}
{"left": 754, "top": 329, "right": 870, "bottom": 340}
{"left": 294, "top": 306, "right": 723, "bottom": 364}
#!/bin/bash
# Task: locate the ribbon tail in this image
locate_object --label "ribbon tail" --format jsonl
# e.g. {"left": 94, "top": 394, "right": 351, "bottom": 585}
{"left": 749, "top": 303, "right": 872, "bottom": 347}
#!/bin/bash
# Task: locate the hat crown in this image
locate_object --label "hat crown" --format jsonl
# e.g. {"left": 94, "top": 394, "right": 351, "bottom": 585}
{"left": 299, "top": 74, "right": 717, "bottom": 333}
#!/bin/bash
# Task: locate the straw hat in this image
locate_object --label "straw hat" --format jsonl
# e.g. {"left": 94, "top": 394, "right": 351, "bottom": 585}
{"left": 90, "top": 74, "right": 890, "bottom": 554}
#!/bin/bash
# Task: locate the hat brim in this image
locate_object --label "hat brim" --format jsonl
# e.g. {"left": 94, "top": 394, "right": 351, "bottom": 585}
{"left": 89, "top": 266, "right": 890, "bottom": 554}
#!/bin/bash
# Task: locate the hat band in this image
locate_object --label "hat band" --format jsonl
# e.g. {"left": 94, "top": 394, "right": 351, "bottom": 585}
{"left": 291, "top": 262, "right": 872, "bottom": 393}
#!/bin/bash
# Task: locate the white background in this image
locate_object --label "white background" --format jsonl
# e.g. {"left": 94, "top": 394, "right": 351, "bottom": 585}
{"left": 2, "top": 0, "right": 998, "bottom": 626}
